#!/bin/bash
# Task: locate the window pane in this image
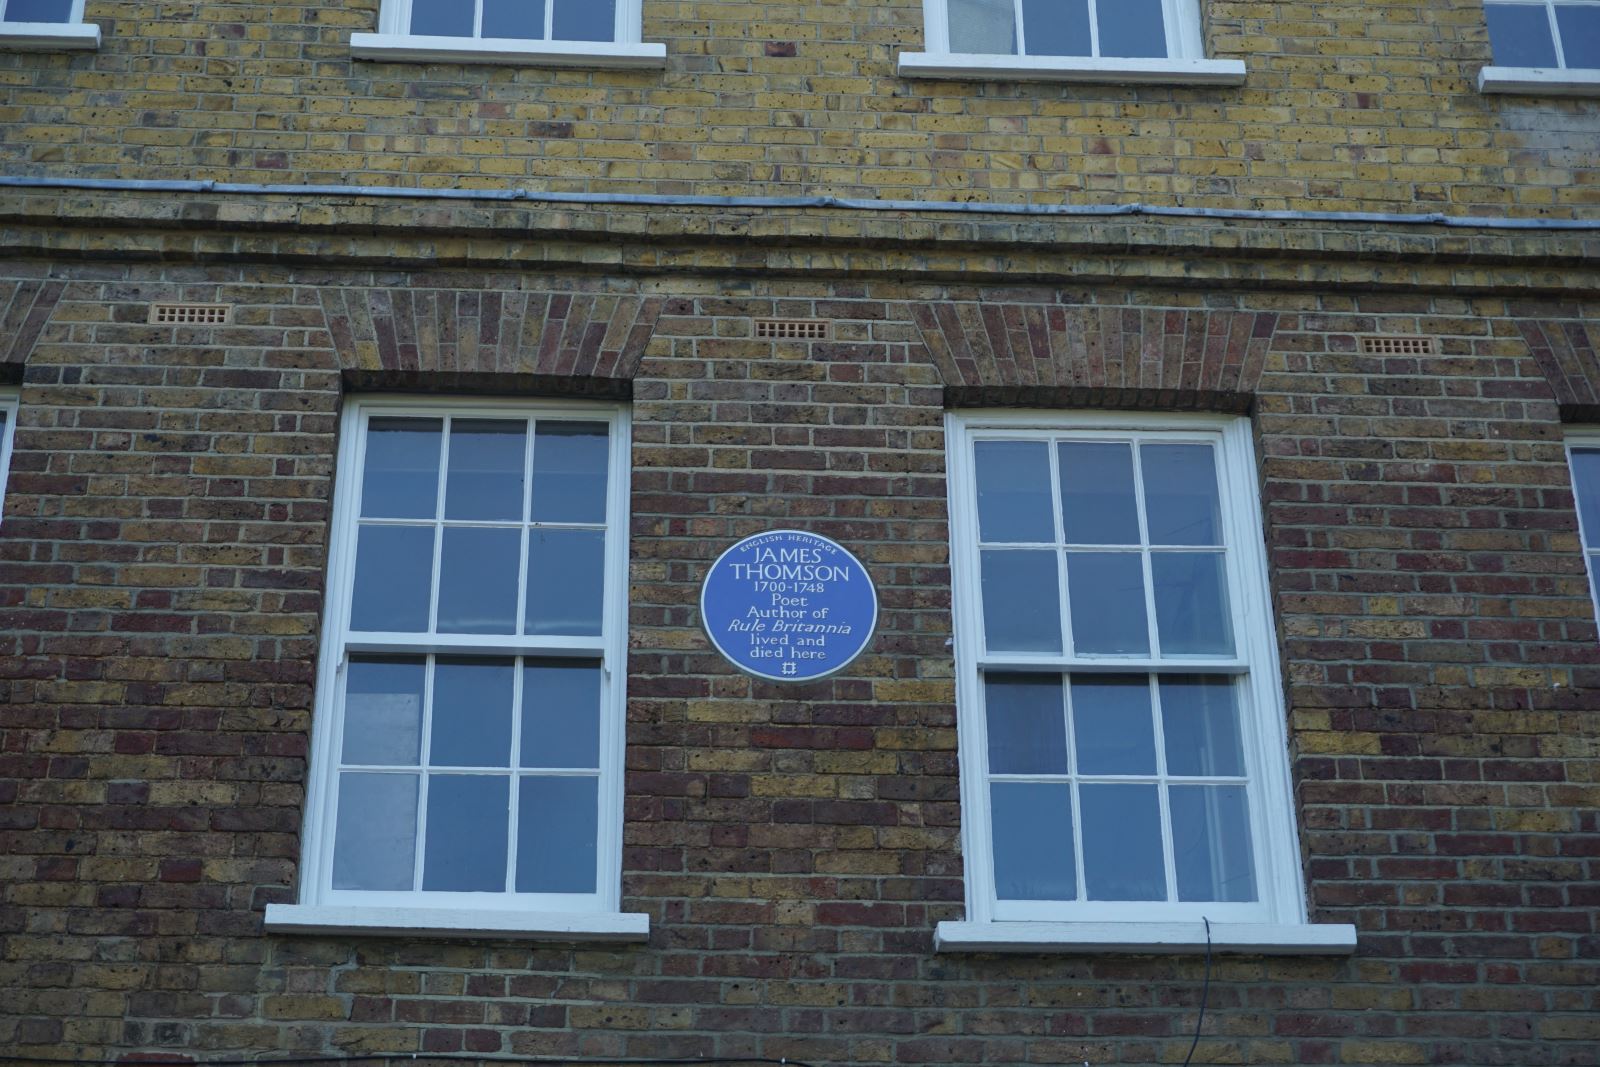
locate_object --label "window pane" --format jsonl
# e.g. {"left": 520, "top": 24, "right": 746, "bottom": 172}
{"left": 1058, "top": 442, "right": 1139, "bottom": 545}
{"left": 975, "top": 440, "right": 1054, "bottom": 543}
{"left": 1071, "top": 674, "right": 1156, "bottom": 775}
{"left": 445, "top": 419, "right": 526, "bottom": 522}
{"left": 1151, "top": 551, "right": 1234, "bottom": 656}
{"left": 553, "top": 0, "right": 615, "bottom": 41}
{"left": 361, "top": 418, "right": 441, "bottom": 520}
{"left": 1171, "top": 785, "right": 1257, "bottom": 902}
{"left": 483, "top": 0, "right": 546, "bottom": 39}
{"left": 1021, "top": 0, "right": 1090, "bottom": 56}
{"left": 985, "top": 674, "right": 1068, "bottom": 774}
{"left": 1097, "top": 0, "right": 1167, "bottom": 58}
{"left": 6, "top": 0, "right": 72, "bottom": 21}
{"left": 422, "top": 775, "right": 510, "bottom": 891}
{"left": 1141, "top": 443, "right": 1221, "bottom": 545}
{"left": 437, "top": 527, "right": 522, "bottom": 634}
{"left": 1080, "top": 784, "right": 1165, "bottom": 900}
{"left": 516, "top": 776, "right": 599, "bottom": 892}
{"left": 949, "top": 0, "right": 1017, "bottom": 53}
{"left": 1066, "top": 552, "right": 1149, "bottom": 655}
{"left": 991, "top": 782, "right": 1076, "bottom": 900}
{"left": 350, "top": 525, "right": 435, "bottom": 632}
{"left": 525, "top": 528, "right": 606, "bottom": 635}
{"left": 531, "top": 422, "right": 610, "bottom": 524}
{"left": 1573, "top": 449, "right": 1600, "bottom": 542}
{"left": 1160, "top": 676, "right": 1244, "bottom": 777}
{"left": 410, "top": 0, "right": 474, "bottom": 36}
{"left": 430, "top": 658, "right": 515, "bottom": 768}
{"left": 1485, "top": 3, "right": 1558, "bottom": 66}
{"left": 1557, "top": 5, "right": 1600, "bottom": 66}
{"left": 980, "top": 549, "right": 1063, "bottom": 654}
{"left": 343, "top": 656, "right": 425, "bottom": 766}
{"left": 333, "top": 772, "right": 417, "bottom": 890}
{"left": 521, "top": 660, "right": 602, "bottom": 769}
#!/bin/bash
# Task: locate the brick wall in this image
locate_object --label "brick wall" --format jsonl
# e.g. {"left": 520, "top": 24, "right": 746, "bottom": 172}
{"left": 1, "top": 262, "right": 1597, "bottom": 1064}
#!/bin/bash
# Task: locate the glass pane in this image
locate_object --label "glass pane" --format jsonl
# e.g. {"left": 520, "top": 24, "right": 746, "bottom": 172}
{"left": 516, "top": 776, "right": 599, "bottom": 892}
{"left": 1573, "top": 449, "right": 1600, "bottom": 545}
{"left": 343, "top": 656, "right": 425, "bottom": 766}
{"left": 1058, "top": 442, "right": 1140, "bottom": 545}
{"left": 522, "top": 660, "right": 602, "bottom": 769}
{"left": 1021, "top": 0, "right": 1090, "bottom": 56}
{"left": 445, "top": 419, "right": 526, "bottom": 522}
{"left": 984, "top": 674, "right": 1068, "bottom": 774}
{"left": 1066, "top": 552, "right": 1149, "bottom": 655}
{"left": 531, "top": 422, "right": 610, "bottom": 524}
{"left": 975, "top": 440, "right": 1054, "bottom": 543}
{"left": 362, "top": 418, "right": 441, "bottom": 520}
{"left": 949, "top": 0, "right": 1017, "bottom": 53}
{"left": 422, "top": 775, "right": 510, "bottom": 892}
{"left": 1080, "top": 784, "right": 1165, "bottom": 901}
{"left": 1485, "top": 3, "right": 1558, "bottom": 66}
{"left": 1160, "top": 676, "right": 1244, "bottom": 777}
{"left": 1151, "top": 552, "right": 1234, "bottom": 656}
{"left": 1557, "top": 6, "right": 1600, "bottom": 66}
{"left": 1071, "top": 674, "right": 1156, "bottom": 775}
{"left": 410, "top": 0, "right": 473, "bottom": 36}
{"left": 980, "top": 549, "right": 1063, "bottom": 654}
{"left": 1171, "top": 785, "right": 1257, "bottom": 902}
{"left": 437, "top": 527, "right": 521, "bottom": 635}
{"left": 1142, "top": 444, "right": 1221, "bottom": 545}
{"left": 553, "top": 0, "right": 615, "bottom": 41}
{"left": 430, "top": 658, "right": 515, "bottom": 768}
{"left": 525, "top": 529, "right": 605, "bottom": 635}
{"left": 1097, "top": 0, "right": 1167, "bottom": 57}
{"left": 483, "top": 0, "right": 546, "bottom": 39}
{"left": 990, "top": 782, "right": 1076, "bottom": 900}
{"left": 5, "top": 0, "right": 72, "bottom": 21}
{"left": 350, "top": 525, "right": 435, "bottom": 633}
{"left": 332, "top": 772, "right": 417, "bottom": 890}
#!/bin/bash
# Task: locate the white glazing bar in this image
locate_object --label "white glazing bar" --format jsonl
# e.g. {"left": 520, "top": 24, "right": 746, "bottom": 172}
{"left": 1048, "top": 435, "right": 1074, "bottom": 659}
{"left": 1063, "top": 675, "right": 1087, "bottom": 902}
{"left": 1129, "top": 439, "right": 1163, "bottom": 658}
{"left": 412, "top": 656, "right": 437, "bottom": 892}
{"left": 428, "top": 419, "right": 451, "bottom": 634}
{"left": 1150, "top": 674, "right": 1179, "bottom": 903}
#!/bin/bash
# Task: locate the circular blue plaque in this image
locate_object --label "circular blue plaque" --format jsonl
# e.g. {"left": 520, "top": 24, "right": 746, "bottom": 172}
{"left": 700, "top": 529, "right": 878, "bottom": 682}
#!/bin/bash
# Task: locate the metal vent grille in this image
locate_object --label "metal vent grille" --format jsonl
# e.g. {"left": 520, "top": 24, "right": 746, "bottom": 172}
{"left": 755, "top": 318, "right": 829, "bottom": 340}
{"left": 149, "top": 302, "right": 231, "bottom": 325}
{"left": 1359, "top": 335, "right": 1435, "bottom": 355}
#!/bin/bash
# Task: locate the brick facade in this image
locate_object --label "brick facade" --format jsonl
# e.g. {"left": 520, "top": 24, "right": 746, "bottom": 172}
{"left": 2, "top": 0, "right": 1599, "bottom": 1064}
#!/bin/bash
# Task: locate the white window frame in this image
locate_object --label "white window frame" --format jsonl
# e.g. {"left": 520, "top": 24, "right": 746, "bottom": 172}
{"left": 0, "top": 390, "right": 16, "bottom": 524}
{"left": 1479, "top": 0, "right": 1600, "bottom": 95}
{"left": 899, "top": 0, "right": 1245, "bottom": 84}
{"left": 1565, "top": 432, "right": 1600, "bottom": 627}
{"left": 936, "top": 410, "right": 1355, "bottom": 955}
{"left": 350, "top": 0, "right": 665, "bottom": 68}
{"left": 264, "top": 396, "right": 646, "bottom": 942}
{"left": 0, "top": 0, "right": 100, "bottom": 50}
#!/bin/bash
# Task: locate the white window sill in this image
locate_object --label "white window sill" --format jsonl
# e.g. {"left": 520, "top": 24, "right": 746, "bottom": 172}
{"left": 350, "top": 32, "right": 666, "bottom": 69}
{"left": 935, "top": 920, "right": 1358, "bottom": 956}
{"left": 0, "top": 21, "right": 100, "bottom": 50}
{"left": 1477, "top": 65, "right": 1600, "bottom": 96}
{"left": 264, "top": 903, "right": 650, "bottom": 942}
{"left": 897, "top": 52, "right": 1246, "bottom": 85}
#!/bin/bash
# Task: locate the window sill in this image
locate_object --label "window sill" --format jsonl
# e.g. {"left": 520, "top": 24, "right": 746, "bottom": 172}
{"left": 1477, "top": 65, "right": 1600, "bottom": 96}
{"left": 349, "top": 32, "right": 667, "bottom": 69}
{"left": 934, "top": 920, "right": 1358, "bottom": 956}
{"left": 0, "top": 21, "right": 100, "bottom": 50}
{"left": 897, "top": 52, "right": 1246, "bottom": 85}
{"left": 264, "top": 903, "right": 651, "bottom": 942}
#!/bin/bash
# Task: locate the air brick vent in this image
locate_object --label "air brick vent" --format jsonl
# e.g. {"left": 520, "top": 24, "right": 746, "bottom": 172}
{"left": 1359, "top": 335, "right": 1436, "bottom": 355}
{"left": 149, "top": 302, "right": 231, "bottom": 325}
{"left": 755, "top": 318, "right": 829, "bottom": 340}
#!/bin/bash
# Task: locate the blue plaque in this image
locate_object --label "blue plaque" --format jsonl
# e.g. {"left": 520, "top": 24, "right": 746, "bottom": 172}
{"left": 700, "top": 529, "right": 878, "bottom": 682}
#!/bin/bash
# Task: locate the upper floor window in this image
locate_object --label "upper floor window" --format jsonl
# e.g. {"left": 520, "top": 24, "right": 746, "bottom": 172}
{"left": 351, "top": 0, "right": 665, "bottom": 68}
{"left": 263, "top": 397, "right": 646, "bottom": 942}
{"left": 1479, "top": 0, "right": 1600, "bottom": 94}
{"left": 898, "top": 0, "right": 1246, "bottom": 84}
{"left": 936, "top": 411, "right": 1355, "bottom": 956}
{"left": 0, "top": 0, "right": 100, "bottom": 50}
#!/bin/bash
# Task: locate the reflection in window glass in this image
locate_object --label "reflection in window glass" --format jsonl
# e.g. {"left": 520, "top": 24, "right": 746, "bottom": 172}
{"left": 423, "top": 775, "right": 510, "bottom": 891}
{"left": 1058, "top": 442, "right": 1139, "bottom": 545}
{"left": 981, "top": 550, "right": 1063, "bottom": 654}
{"left": 446, "top": 420, "right": 525, "bottom": 522}
{"left": 948, "top": 0, "right": 1016, "bottom": 53}
{"left": 985, "top": 674, "right": 1068, "bottom": 775}
{"left": 6, "top": 0, "right": 74, "bottom": 21}
{"left": 362, "top": 418, "right": 441, "bottom": 519}
{"left": 1556, "top": 5, "right": 1600, "bottom": 66}
{"left": 976, "top": 440, "right": 1054, "bottom": 543}
{"left": 1485, "top": 3, "right": 1559, "bottom": 66}
{"left": 992, "top": 782, "right": 1076, "bottom": 900}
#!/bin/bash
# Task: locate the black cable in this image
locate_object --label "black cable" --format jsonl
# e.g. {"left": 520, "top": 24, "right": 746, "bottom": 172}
{"left": 0, "top": 1057, "right": 815, "bottom": 1067}
{"left": 1179, "top": 916, "right": 1214, "bottom": 1067}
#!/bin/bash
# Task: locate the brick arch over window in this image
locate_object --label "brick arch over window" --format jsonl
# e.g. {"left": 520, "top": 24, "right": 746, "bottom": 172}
{"left": 0, "top": 279, "right": 65, "bottom": 369}
{"left": 1516, "top": 317, "right": 1600, "bottom": 422}
{"left": 318, "top": 287, "right": 663, "bottom": 388}
{"left": 911, "top": 299, "right": 1278, "bottom": 412}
